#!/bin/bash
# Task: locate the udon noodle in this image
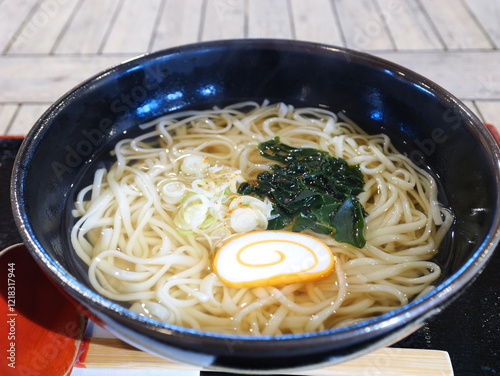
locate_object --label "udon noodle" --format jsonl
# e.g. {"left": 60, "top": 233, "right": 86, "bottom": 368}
{"left": 70, "top": 101, "right": 453, "bottom": 335}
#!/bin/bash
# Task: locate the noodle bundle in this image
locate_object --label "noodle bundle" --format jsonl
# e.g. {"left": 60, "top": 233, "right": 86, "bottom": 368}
{"left": 70, "top": 101, "right": 453, "bottom": 335}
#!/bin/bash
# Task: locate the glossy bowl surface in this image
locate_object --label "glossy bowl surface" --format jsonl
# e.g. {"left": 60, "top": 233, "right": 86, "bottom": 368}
{"left": 11, "top": 39, "right": 500, "bottom": 373}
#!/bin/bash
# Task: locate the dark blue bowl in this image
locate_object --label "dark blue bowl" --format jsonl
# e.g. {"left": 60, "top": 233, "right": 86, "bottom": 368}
{"left": 11, "top": 39, "right": 500, "bottom": 373}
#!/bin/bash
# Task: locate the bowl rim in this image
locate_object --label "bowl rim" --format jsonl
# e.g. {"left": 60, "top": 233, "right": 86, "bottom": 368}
{"left": 10, "top": 38, "right": 500, "bottom": 347}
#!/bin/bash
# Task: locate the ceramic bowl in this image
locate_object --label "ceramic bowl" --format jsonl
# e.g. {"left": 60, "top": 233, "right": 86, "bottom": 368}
{"left": 11, "top": 39, "right": 500, "bottom": 373}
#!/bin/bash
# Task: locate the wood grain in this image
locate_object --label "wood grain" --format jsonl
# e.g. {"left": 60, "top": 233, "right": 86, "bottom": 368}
{"left": 0, "top": 104, "right": 18, "bottom": 134}
{"left": 376, "top": 0, "right": 443, "bottom": 50}
{"left": 475, "top": 100, "right": 500, "bottom": 127}
{"left": 247, "top": 0, "right": 294, "bottom": 39}
{"left": 0, "top": 0, "right": 38, "bottom": 53}
{"left": 463, "top": 0, "right": 500, "bottom": 48}
{"left": 290, "top": 0, "right": 345, "bottom": 46}
{"left": 202, "top": 0, "right": 246, "bottom": 41}
{"left": 54, "top": 0, "right": 121, "bottom": 54}
{"left": 7, "top": 0, "right": 80, "bottom": 54}
{"left": 152, "top": 0, "right": 204, "bottom": 50}
{"left": 6, "top": 103, "right": 49, "bottom": 135}
{"left": 374, "top": 50, "right": 500, "bottom": 100}
{"left": 0, "top": 55, "right": 135, "bottom": 103}
{"left": 419, "top": 0, "right": 492, "bottom": 50}
{"left": 101, "top": 0, "right": 162, "bottom": 54}
{"left": 77, "top": 337, "right": 453, "bottom": 376}
{"left": 334, "top": 0, "right": 394, "bottom": 51}
{"left": 0, "top": 1, "right": 499, "bottom": 142}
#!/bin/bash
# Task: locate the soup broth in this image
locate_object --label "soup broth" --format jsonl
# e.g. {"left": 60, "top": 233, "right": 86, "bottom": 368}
{"left": 69, "top": 101, "right": 453, "bottom": 335}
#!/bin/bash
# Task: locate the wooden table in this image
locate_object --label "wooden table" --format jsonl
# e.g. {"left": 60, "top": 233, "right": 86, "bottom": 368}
{"left": 1, "top": 0, "right": 499, "bottom": 135}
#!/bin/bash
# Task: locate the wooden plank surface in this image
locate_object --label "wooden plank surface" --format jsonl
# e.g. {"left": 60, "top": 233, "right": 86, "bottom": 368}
{"left": 6, "top": 103, "right": 48, "bottom": 135}
{"left": 0, "top": 0, "right": 37, "bottom": 53}
{"left": 202, "top": 0, "right": 245, "bottom": 41}
{"left": 334, "top": 0, "right": 395, "bottom": 51}
{"left": 375, "top": 51, "right": 500, "bottom": 100}
{"left": 101, "top": 0, "right": 162, "bottom": 54}
{"left": 290, "top": 0, "right": 344, "bottom": 46}
{"left": 247, "top": 0, "right": 294, "bottom": 39}
{"left": 0, "top": 0, "right": 498, "bottom": 135}
{"left": 0, "top": 104, "right": 18, "bottom": 134}
{"left": 376, "top": 0, "right": 443, "bottom": 51}
{"left": 152, "top": 0, "right": 204, "bottom": 50}
{"left": 7, "top": 0, "right": 80, "bottom": 54}
{"left": 54, "top": 0, "right": 121, "bottom": 54}
{"left": 475, "top": 100, "right": 500, "bottom": 126}
{"left": 419, "top": 0, "right": 492, "bottom": 50}
{"left": 78, "top": 337, "right": 453, "bottom": 376}
{"left": 0, "top": 55, "right": 135, "bottom": 102}
{"left": 463, "top": 0, "right": 500, "bottom": 48}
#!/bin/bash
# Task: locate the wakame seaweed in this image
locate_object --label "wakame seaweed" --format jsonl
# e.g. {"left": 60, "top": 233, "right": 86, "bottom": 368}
{"left": 238, "top": 137, "right": 367, "bottom": 248}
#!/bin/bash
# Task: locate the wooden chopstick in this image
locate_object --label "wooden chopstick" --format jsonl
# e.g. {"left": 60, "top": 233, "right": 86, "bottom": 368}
{"left": 75, "top": 337, "right": 453, "bottom": 375}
